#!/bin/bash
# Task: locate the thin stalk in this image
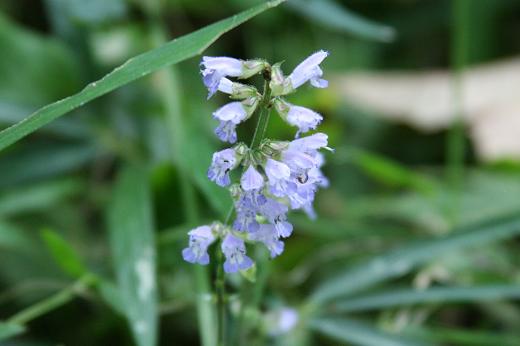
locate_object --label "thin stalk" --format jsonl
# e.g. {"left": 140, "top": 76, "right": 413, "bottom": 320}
{"left": 8, "top": 274, "right": 95, "bottom": 325}
{"left": 447, "top": 0, "right": 469, "bottom": 225}
{"left": 250, "top": 79, "right": 273, "bottom": 149}
{"left": 148, "top": 20, "right": 215, "bottom": 346}
{"left": 232, "top": 76, "right": 273, "bottom": 346}
{"left": 216, "top": 241, "right": 226, "bottom": 346}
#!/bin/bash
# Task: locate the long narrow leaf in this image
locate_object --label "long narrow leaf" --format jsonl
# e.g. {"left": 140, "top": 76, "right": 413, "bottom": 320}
{"left": 309, "top": 318, "right": 429, "bottom": 346}
{"left": 334, "top": 285, "right": 520, "bottom": 313}
{"left": 310, "top": 214, "right": 520, "bottom": 304}
{"left": 108, "top": 166, "right": 158, "bottom": 346}
{"left": 0, "top": 322, "right": 25, "bottom": 342}
{"left": 0, "top": 0, "right": 286, "bottom": 151}
{"left": 288, "top": 0, "right": 396, "bottom": 42}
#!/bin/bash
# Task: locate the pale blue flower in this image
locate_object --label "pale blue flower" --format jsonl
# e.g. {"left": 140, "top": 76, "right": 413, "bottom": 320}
{"left": 213, "top": 101, "right": 248, "bottom": 123}
{"left": 214, "top": 120, "right": 238, "bottom": 143}
{"left": 265, "top": 158, "right": 294, "bottom": 198}
{"left": 241, "top": 165, "right": 264, "bottom": 191}
{"left": 218, "top": 78, "right": 257, "bottom": 99}
{"left": 274, "top": 99, "right": 323, "bottom": 136}
{"left": 201, "top": 57, "right": 243, "bottom": 98}
{"left": 207, "top": 148, "right": 238, "bottom": 187}
{"left": 267, "top": 307, "right": 299, "bottom": 336}
{"left": 288, "top": 50, "right": 329, "bottom": 90}
{"left": 182, "top": 225, "right": 215, "bottom": 265}
{"left": 260, "top": 198, "right": 293, "bottom": 238}
{"left": 222, "top": 233, "right": 253, "bottom": 273}
{"left": 249, "top": 224, "right": 284, "bottom": 258}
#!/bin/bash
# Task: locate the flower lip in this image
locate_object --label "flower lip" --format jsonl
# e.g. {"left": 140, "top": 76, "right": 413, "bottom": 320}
{"left": 288, "top": 50, "right": 329, "bottom": 90}
{"left": 241, "top": 165, "right": 264, "bottom": 191}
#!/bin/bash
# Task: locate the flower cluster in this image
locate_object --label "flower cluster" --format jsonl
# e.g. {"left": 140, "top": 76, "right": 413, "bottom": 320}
{"left": 183, "top": 51, "right": 331, "bottom": 273}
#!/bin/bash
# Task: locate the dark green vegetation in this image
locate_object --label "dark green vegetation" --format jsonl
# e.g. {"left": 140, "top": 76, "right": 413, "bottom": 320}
{"left": 1, "top": 0, "right": 520, "bottom": 345}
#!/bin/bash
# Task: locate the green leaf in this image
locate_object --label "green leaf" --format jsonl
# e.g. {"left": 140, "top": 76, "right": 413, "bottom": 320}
{"left": 0, "top": 143, "right": 97, "bottom": 188}
{"left": 0, "top": 0, "right": 286, "bottom": 152}
{"left": 404, "top": 326, "right": 520, "bottom": 346}
{"left": 108, "top": 166, "right": 157, "bottom": 346}
{"left": 41, "top": 228, "right": 88, "bottom": 278}
{"left": 0, "top": 322, "right": 25, "bottom": 342}
{"left": 0, "top": 179, "right": 83, "bottom": 216}
{"left": 334, "top": 285, "right": 520, "bottom": 313}
{"left": 96, "top": 280, "right": 127, "bottom": 317}
{"left": 310, "top": 214, "right": 520, "bottom": 304}
{"left": 309, "top": 318, "right": 429, "bottom": 346}
{"left": 288, "top": 0, "right": 396, "bottom": 42}
{"left": 335, "top": 146, "right": 437, "bottom": 193}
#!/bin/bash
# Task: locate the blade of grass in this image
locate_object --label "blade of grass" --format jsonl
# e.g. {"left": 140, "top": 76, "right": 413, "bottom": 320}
{"left": 287, "top": 0, "right": 396, "bottom": 42}
{"left": 404, "top": 326, "right": 520, "bottom": 346}
{"left": 310, "top": 214, "right": 520, "bottom": 304}
{"left": 0, "top": 322, "right": 25, "bottom": 342}
{"left": 2, "top": 273, "right": 95, "bottom": 342}
{"left": 309, "top": 317, "right": 429, "bottom": 346}
{"left": 148, "top": 19, "right": 217, "bottom": 345}
{"left": 41, "top": 228, "right": 88, "bottom": 279}
{"left": 108, "top": 166, "right": 158, "bottom": 346}
{"left": 0, "top": 0, "right": 286, "bottom": 152}
{"left": 334, "top": 285, "right": 520, "bottom": 313}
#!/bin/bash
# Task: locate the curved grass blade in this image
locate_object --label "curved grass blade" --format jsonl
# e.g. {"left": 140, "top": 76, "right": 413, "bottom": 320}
{"left": 108, "top": 166, "right": 158, "bottom": 346}
{"left": 288, "top": 0, "right": 396, "bottom": 42}
{"left": 334, "top": 285, "right": 520, "bottom": 313}
{"left": 309, "top": 318, "right": 429, "bottom": 346}
{"left": 0, "top": 0, "right": 286, "bottom": 152}
{"left": 0, "top": 322, "right": 25, "bottom": 342}
{"left": 310, "top": 214, "right": 520, "bottom": 304}
{"left": 404, "top": 326, "right": 520, "bottom": 346}
{"left": 41, "top": 228, "right": 88, "bottom": 279}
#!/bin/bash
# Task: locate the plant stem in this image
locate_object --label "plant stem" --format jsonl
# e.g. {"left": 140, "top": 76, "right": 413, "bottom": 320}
{"left": 8, "top": 274, "right": 95, "bottom": 325}
{"left": 250, "top": 78, "right": 273, "bottom": 150}
{"left": 447, "top": 0, "right": 469, "bottom": 225}
{"left": 149, "top": 20, "right": 216, "bottom": 346}
{"left": 216, "top": 241, "right": 226, "bottom": 346}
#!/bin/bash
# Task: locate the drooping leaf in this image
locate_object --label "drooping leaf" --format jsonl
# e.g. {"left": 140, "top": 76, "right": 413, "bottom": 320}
{"left": 310, "top": 214, "right": 520, "bottom": 304}
{"left": 0, "top": 0, "right": 286, "bottom": 152}
{"left": 41, "top": 228, "right": 88, "bottom": 278}
{"left": 309, "top": 318, "right": 429, "bottom": 346}
{"left": 108, "top": 166, "right": 158, "bottom": 346}
{"left": 0, "top": 322, "right": 25, "bottom": 342}
{"left": 288, "top": 0, "right": 396, "bottom": 42}
{"left": 0, "top": 179, "right": 83, "bottom": 216}
{"left": 334, "top": 285, "right": 520, "bottom": 313}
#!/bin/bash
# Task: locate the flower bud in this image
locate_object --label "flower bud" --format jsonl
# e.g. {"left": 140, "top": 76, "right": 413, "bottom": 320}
{"left": 218, "top": 78, "right": 258, "bottom": 99}
{"left": 269, "top": 63, "right": 293, "bottom": 96}
{"left": 240, "top": 59, "right": 269, "bottom": 79}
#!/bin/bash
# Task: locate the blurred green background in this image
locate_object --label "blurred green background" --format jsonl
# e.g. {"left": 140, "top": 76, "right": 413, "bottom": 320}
{"left": 1, "top": 0, "right": 520, "bottom": 345}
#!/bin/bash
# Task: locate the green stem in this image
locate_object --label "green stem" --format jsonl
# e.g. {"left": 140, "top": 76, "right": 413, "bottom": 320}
{"left": 148, "top": 20, "right": 215, "bottom": 346}
{"left": 447, "top": 0, "right": 469, "bottom": 225}
{"left": 216, "top": 241, "right": 226, "bottom": 346}
{"left": 250, "top": 80, "right": 273, "bottom": 149}
{"left": 8, "top": 274, "right": 95, "bottom": 325}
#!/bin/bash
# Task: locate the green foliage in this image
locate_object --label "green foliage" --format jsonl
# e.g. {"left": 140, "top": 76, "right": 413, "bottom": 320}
{"left": 40, "top": 228, "right": 88, "bottom": 278}
{"left": 108, "top": 166, "right": 158, "bottom": 346}
{"left": 0, "top": 0, "right": 286, "bottom": 152}
{"left": 1, "top": 0, "right": 520, "bottom": 345}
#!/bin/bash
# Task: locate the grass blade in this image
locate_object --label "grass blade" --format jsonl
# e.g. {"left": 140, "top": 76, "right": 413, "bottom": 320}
{"left": 309, "top": 317, "right": 429, "bottom": 346}
{"left": 108, "top": 166, "right": 158, "bottom": 346}
{"left": 288, "top": 0, "right": 396, "bottom": 42}
{"left": 0, "top": 322, "right": 25, "bottom": 341}
{"left": 41, "top": 228, "right": 88, "bottom": 278}
{"left": 0, "top": 0, "right": 286, "bottom": 152}
{"left": 310, "top": 214, "right": 520, "bottom": 304}
{"left": 334, "top": 285, "right": 520, "bottom": 313}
